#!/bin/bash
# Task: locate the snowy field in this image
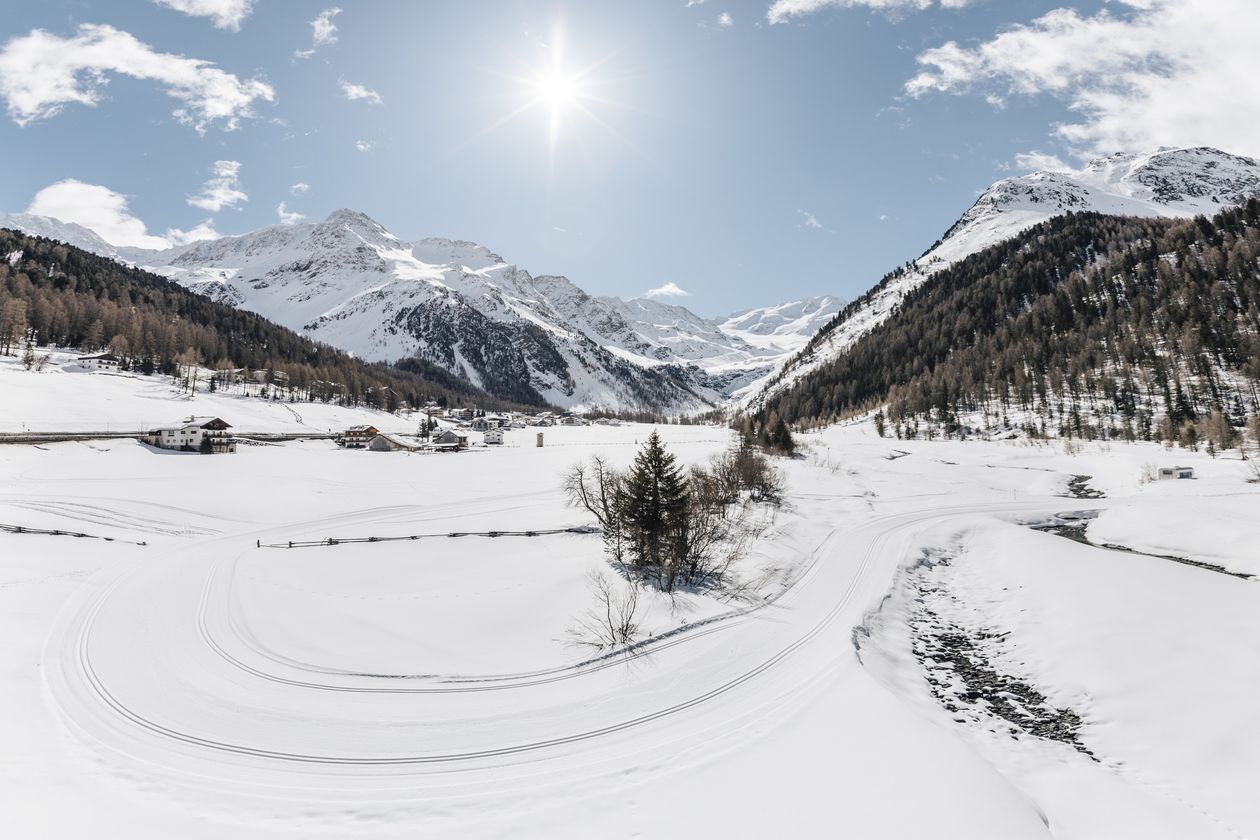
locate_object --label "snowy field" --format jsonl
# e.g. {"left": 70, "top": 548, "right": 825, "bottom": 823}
{"left": 2, "top": 368, "right": 1259, "bottom": 838}
{"left": 0, "top": 350, "right": 422, "bottom": 434}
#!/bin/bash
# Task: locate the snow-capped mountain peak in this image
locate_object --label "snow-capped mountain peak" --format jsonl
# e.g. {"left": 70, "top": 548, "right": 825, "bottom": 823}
{"left": 0, "top": 212, "right": 121, "bottom": 260}
{"left": 757, "top": 146, "right": 1260, "bottom": 407}
{"left": 2, "top": 204, "right": 839, "bottom": 412}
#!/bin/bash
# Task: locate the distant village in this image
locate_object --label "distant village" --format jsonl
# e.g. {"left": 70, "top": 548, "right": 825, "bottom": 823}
{"left": 68, "top": 350, "right": 624, "bottom": 456}
{"left": 140, "top": 408, "right": 620, "bottom": 455}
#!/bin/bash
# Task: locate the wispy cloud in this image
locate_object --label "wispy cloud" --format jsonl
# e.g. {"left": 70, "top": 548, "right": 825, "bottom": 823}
{"left": 1012, "top": 150, "right": 1070, "bottom": 173}
{"left": 718, "top": 12, "right": 734, "bottom": 27}
{"left": 0, "top": 24, "right": 274, "bottom": 132}
{"left": 187, "top": 160, "right": 247, "bottom": 212}
{"left": 289, "top": 182, "right": 310, "bottom": 195}
{"left": 767, "top": 0, "right": 970, "bottom": 25}
{"left": 645, "top": 282, "right": 690, "bottom": 298}
{"left": 355, "top": 139, "right": 374, "bottom": 152}
{"left": 904, "top": 0, "right": 1260, "bottom": 158}
{"left": 151, "top": 0, "right": 254, "bottom": 31}
{"left": 295, "top": 7, "right": 341, "bottom": 59}
{"left": 276, "top": 202, "right": 305, "bottom": 224}
{"left": 166, "top": 218, "right": 220, "bottom": 245}
{"left": 340, "top": 79, "right": 382, "bottom": 105}
{"left": 797, "top": 208, "right": 832, "bottom": 232}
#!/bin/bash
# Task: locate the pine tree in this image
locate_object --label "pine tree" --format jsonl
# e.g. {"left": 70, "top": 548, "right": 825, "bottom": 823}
{"left": 620, "top": 431, "right": 690, "bottom": 589}
{"left": 769, "top": 414, "right": 795, "bottom": 454}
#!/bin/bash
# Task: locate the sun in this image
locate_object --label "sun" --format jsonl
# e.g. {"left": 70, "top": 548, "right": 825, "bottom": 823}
{"left": 533, "top": 70, "right": 580, "bottom": 111}
{"left": 470, "top": 22, "right": 632, "bottom": 170}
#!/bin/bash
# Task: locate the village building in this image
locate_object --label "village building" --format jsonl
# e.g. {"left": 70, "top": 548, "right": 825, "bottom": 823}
{"left": 483, "top": 428, "right": 504, "bottom": 445}
{"left": 470, "top": 416, "right": 491, "bottom": 432}
{"left": 145, "top": 417, "right": 235, "bottom": 453}
{"left": 367, "top": 433, "right": 423, "bottom": 452}
{"left": 432, "top": 430, "right": 469, "bottom": 450}
{"left": 1157, "top": 466, "right": 1195, "bottom": 480}
{"left": 342, "top": 425, "right": 380, "bottom": 448}
{"left": 77, "top": 352, "right": 121, "bottom": 372}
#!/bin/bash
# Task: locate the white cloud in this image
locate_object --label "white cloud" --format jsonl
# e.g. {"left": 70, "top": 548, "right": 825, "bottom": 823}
{"left": 187, "top": 160, "right": 247, "bottom": 212}
{"left": 289, "top": 182, "right": 310, "bottom": 195}
{"left": 165, "top": 219, "right": 220, "bottom": 245}
{"left": 296, "top": 7, "right": 341, "bottom": 58}
{"left": 645, "top": 282, "right": 690, "bottom": 298}
{"left": 767, "top": 0, "right": 970, "bottom": 25}
{"left": 355, "top": 139, "right": 373, "bottom": 152}
{"left": 26, "top": 179, "right": 169, "bottom": 249}
{"left": 0, "top": 24, "right": 274, "bottom": 132}
{"left": 718, "top": 12, "right": 734, "bottom": 27}
{"left": 904, "top": 0, "right": 1260, "bottom": 158}
{"left": 276, "top": 202, "right": 305, "bottom": 224}
{"left": 340, "top": 79, "right": 382, "bottom": 105}
{"left": 797, "top": 209, "right": 831, "bottom": 232}
{"left": 686, "top": 1, "right": 705, "bottom": 7}
{"left": 1013, "top": 150, "right": 1070, "bottom": 173}
{"left": 151, "top": 0, "right": 255, "bottom": 31}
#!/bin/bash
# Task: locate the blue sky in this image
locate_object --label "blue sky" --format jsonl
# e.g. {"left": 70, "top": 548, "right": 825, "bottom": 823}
{"left": 0, "top": 0, "right": 1249, "bottom": 315}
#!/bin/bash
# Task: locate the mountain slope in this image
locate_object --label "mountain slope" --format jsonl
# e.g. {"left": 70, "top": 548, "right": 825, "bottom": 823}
{"left": 106, "top": 212, "right": 712, "bottom": 411}
{"left": 0, "top": 206, "right": 843, "bottom": 412}
{"left": 0, "top": 213, "right": 121, "bottom": 260}
{"left": 744, "top": 203, "right": 1260, "bottom": 447}
{"left": 755, "top": 146, "right": 1260, "bottom": 408}
{"left": 0, "top": 226, "right": 519, "bottom": 412}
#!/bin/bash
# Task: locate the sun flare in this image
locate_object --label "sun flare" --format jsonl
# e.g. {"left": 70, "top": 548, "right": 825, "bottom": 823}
{"left": 533, "top": 70, "right": 580, "bottom": 111}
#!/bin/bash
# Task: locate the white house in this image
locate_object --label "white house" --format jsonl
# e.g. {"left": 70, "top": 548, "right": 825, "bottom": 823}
{"left": 78, "top": 352, "right": 121, "bottom": 372}
{"left": 1157, "top": 466, "right": 1195, "bottom": 480}
{"left": 483, "top": 428, "right": 504, "bottom": 445}
{"left": 145, "top": 417, "right": 235, "bottom": 453}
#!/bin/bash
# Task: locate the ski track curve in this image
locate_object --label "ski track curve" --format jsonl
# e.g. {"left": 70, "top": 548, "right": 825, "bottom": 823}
{"left": 46, "top": 495, "right": 1090, "bottom": 781}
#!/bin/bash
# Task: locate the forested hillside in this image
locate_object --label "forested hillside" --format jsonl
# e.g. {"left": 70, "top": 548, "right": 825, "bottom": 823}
{"left": 0, "top": 228, "right": 534, "bottom": 412}
{"left": 744, "top": 201, "right": 1260, "bottom": 448}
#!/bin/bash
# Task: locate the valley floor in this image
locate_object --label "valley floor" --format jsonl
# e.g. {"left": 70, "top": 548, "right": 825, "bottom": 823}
{"left": 1, "top": 396, "right": 1257, "bottom": 838}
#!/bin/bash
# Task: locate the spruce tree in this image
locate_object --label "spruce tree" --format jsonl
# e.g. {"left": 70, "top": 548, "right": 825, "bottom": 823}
{"left": 620, "top": 431, "right": 690, "bottom": 588}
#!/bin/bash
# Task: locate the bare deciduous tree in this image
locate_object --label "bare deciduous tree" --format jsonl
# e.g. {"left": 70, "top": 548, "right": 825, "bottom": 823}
{"left": 563, "top": 455, "right": 627, "bottom": 565}
{"left": 567, "top": 570, "right": 642, "bottom": 650}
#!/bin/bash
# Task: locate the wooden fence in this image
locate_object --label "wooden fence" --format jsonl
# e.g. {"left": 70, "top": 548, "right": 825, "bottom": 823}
{"left": 258, "top": 526, "right": 600, "bottom": 549}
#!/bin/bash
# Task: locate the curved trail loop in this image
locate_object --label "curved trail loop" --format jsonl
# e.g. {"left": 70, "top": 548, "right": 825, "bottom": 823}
{"left": 46, "top": 495, "right": 1084, "bottom": 784}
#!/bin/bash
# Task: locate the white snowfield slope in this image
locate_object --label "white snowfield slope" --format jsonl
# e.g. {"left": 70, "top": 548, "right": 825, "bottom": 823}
{"left": 756, "top": 146, "right": 1260, "bottom": 407}
{"left": 3, "top": 362, "right": 1258, "bottom": 839}
{"left": 0, "top": 210, "right": 841, "bottom": 412}
{"left": 0, "top": 350, "right": 424, "bottom": 434}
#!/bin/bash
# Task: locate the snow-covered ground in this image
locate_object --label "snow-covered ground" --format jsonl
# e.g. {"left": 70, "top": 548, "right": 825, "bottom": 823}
{"left": 3, "top": 368, "right": 1258, "bottom": 837}
{"left": 0, "top": 349, "right": 425, "bottom": 434}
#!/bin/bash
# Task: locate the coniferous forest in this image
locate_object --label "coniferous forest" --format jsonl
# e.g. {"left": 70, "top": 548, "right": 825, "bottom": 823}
{"left": 745, "top": 201, "right": 1260, "bottom": 450}
{"left": 0, "top": 228, "right": 540, "bottom": 412}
